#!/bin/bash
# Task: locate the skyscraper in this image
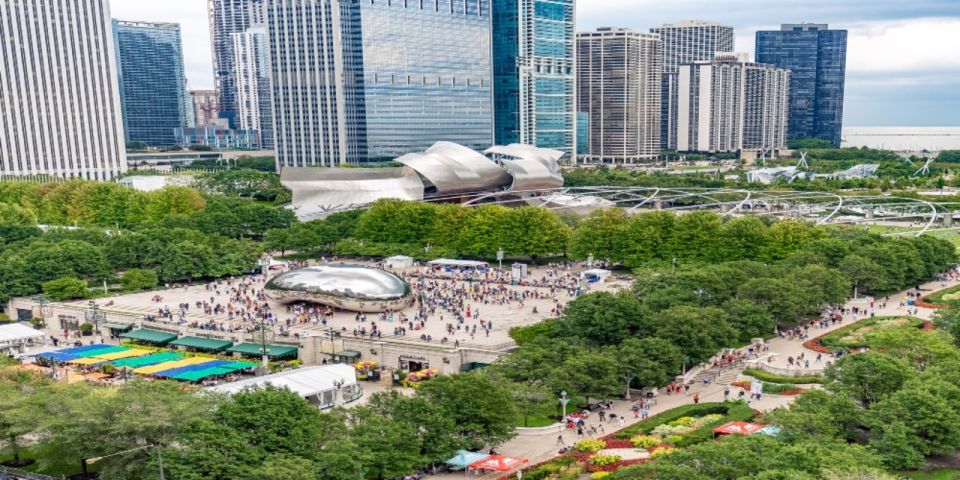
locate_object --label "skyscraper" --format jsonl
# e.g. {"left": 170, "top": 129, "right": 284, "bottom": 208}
{"left": 266, "top": 0, "right": 495, "bottom": 168}
{"left": 113, "top": 20, "right": 189, "bottom": 147}
{"left": 209, "top": 0, "right": 264, "bottom": 130}
{"left": 676, "top": 53, "right": 790, "bottom": 153}
{"left": 264, "top": 0, "right": 350, "bottom": 168}
{"left": 232, "top": 26, "right": 274, "bottom": 149}
{"left": 190, "top": 90, "right": 221, "bottom": 126}
{"left": 577, "top": 28, "right": 662, "bottom": 163}
{"left": 756, "top": 23, "right": 847, "bottom": 147}
{"left": 493, "top": 0, "right": 577, "bottom": 162}
{"left": 650, "top": 20, "right": 734, "bottom": 151}
{"left": 0, "top": 0, "right": 126, "bottom": 179}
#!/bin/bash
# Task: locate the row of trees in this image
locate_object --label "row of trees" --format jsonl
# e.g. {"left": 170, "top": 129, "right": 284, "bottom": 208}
{"left": 0, "top": 370, "right": 519, "bottom": 480}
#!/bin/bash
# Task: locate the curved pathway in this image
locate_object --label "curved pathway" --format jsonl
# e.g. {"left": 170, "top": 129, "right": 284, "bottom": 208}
{"left": 431, "top": 276, "right": 958, "bottom": 479}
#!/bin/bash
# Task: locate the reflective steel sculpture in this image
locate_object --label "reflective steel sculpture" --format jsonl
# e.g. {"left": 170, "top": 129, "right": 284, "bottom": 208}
{"left": 265, "top": 265, "right": 412, "bottom": 313}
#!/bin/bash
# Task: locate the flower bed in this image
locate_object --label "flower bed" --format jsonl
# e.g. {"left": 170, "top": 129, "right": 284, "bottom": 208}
{"left": 808, "top": 316, "right": 925, "bottom": 352}
{"left": 920, "top": 284, "right": 960, "bottom": 308}
{"left": 741, "top": 368, "right": 824, "bottom": 385}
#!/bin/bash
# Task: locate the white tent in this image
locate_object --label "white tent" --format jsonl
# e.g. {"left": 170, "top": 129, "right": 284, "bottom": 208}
{"left": 428, "top": 259, "right": 489, "bottom": 269}
{"left": 205, "top": 364, "right": 361, "bottom": 409}
{"left": 583, "top": 269, "right": 612, "bottom": 283}
{"left": 385, "top": 255, "right": 414, "bottom": 270}
{"left": 0, "top": 323, "right": 45, "bottom": 353}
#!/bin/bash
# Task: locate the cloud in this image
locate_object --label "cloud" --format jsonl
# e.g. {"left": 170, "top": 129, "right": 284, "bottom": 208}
{"left": 846, "top": 17, "right": 960, "bottom": 73}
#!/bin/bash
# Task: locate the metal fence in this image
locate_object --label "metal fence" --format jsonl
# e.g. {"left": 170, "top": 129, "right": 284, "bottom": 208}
{"left": 0, "top": 465, "right": 64, "bottom": 480}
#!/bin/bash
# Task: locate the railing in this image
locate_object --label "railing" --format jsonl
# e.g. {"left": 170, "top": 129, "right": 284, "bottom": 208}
{"left": 0, "top": 465, "right": 64, "bottom": 480}
{"left": 746, "top": 360, "right": 824, "bottom": 377}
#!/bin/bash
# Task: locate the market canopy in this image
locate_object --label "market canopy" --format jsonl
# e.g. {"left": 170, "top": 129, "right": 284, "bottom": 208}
{"left": 171, "top": 362, "right": 256, "bottom": 383}
{"left": 446, "top": 450, "right": 489, "bottom": 470}
{"left": 227, "top": 343, "right": 298, "bottom": 359}
{"left": 91, "top": 349, "right": 151, "bottom": 361}
{"left": 0, "top": 323, "right": 45, "bottom": 347}
{"left": 112, "top": 352, "right": 184, "bottom": 368}
{"left": 428, "top": 259, "right": 489, "bottom": 269}
{"left": 206, "top": 364, "right": 356, "bottom": 398}
{"left": 120, "top": 329, "right": 178, "bottom": 345}
{"left": 713, "top": 421, "right": 765, "bottom": 436}
{"left": 170, "top": 336, "right": 233, "bottom": 352}
{"left": 133, "top": 357, "right": 213, "bottom": 375}
{"left": 468, "top": 455, "right": 527, "bottom": 472}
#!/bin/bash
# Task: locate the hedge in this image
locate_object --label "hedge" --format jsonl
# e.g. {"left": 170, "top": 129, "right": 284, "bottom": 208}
{"left": 742, "top": 368, "right": 824, "bottom": 385}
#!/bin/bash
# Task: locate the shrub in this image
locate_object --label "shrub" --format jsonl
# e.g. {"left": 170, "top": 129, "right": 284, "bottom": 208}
{"left": 693, "top": 414, "right": 724, "bottom": 427}
{"left": 651, "top": 424, "right": 689, "bottom": 437}
{"left": 79, "top": 323, "right": 94, "bottom": 335}
{"left": 121, "top": 268, "right": 159, "bottom": 291}
{"left": 591, "top": 473, "right": 611, "bottom": 480}
{"left": 664, "top": 435, "right": 684, "bottom": 445}
{"left": 668, "top": 416, "right": 696, "bottom": 427}
{"left": 589, "top": 454, "right": 622, "bottom": 467}
{"left": 574, "top": 438, "right": 607, "bottom": 452}
{"left": 630, "top": 435, "right": 661, "bottom": 448}
{"left": 650, "top": 447, "right": 677, "bottom": 459}
{"left": 742, "top": 368, "right": 824, "bottom": 385}
{"left": 615, "top": 403, "right": 731, "bottom": 439}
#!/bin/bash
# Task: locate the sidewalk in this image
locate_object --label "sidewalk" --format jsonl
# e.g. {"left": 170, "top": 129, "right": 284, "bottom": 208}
{"left": 433, "top": 277, "right": 957, "bottom": 479}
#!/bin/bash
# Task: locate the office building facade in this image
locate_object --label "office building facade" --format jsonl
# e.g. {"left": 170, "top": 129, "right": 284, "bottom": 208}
{"left": 266, "top": 0, "right": 495, "bottom": 167}
{"left": 0, "top": 0, "right": 126, "bottom": 179}
{"left": 191, "top": 90, "right": 221, "bottom": 126}
{"left": 676, "top": 53, "right": 790, "bottom": 153}
{"left": 756, "top": 23, "right": 847, "bottom": 147}
{"left": 209, "top": 0, "right": 264, "bottom": 129}
{"left": 493, "top": 0, "right": 577, "bottom": 162}
{"left": 232, "top": 26, "right": 274, "bottom": 149}
{"left": 577, "top": 28, "right": 662, "bottom": 163}
{"left": 113, "top": 20, "right": 190, "bottom": 147}
{"left": 650, "top": 20, "right": 734, "bottom": 151}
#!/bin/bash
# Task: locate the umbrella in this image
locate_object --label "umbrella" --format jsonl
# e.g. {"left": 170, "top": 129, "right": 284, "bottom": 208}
{"left": 468, "top": 455, "right": 527, "bottom": 472}
{"left": 445, "top": 450, "right": 488, "bottom": 470}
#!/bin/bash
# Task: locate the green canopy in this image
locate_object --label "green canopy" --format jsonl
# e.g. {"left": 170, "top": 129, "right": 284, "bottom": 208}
{"left": 338, "top": 350, "right": 362, "bottom": 360}
{"left": 111, "top": 352, "right": 183, "bottom": 368}
{"left": 172, "top": 362, "right": 257, "bottom": 382}
{"left": 101, "top": 322, "right": 133, "bottom": 331}
{"left": 120, "top": 329, "right": 178, "bottom": 345}
{"left": 170, "top": 336, "right": 233, "bottom": 352}
{"left": 227, "top": 343, "right": 298, "bottom": 359}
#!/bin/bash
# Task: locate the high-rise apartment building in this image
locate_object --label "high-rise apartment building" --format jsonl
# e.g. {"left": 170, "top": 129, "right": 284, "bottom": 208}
{"left": 756, "top": 23, "right": 847, "bottom": 147}
{"left": 0, "top": 0, "right": 126, "bottom": 179}
{"left": 190, "top": 90, "right": 221, "bottom": 126}
{"left": 577, "top": 28, "right": 662, "bottom": 163}
{"left": 209, "top": 0, "right": 263, "bottom": 130}
{"left": 676, "top": 53, "right": 790, "bottom": 153}
{"left": 650, "top": 20, "right": 734, "bottom": 151}
{"left": 113, "top": 20, "right": 189, "bottom": 147}
{"left": 493, "top": 0, "right": 577, "bottom": 162}
{"left": 266, "top": 0, "right": 494, "bottom": 168}
{"left": 232, "top": 26, "right": 273, "bottom": 149}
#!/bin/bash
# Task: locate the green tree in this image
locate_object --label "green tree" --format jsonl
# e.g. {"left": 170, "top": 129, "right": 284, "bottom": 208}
{"left": 41, "top": 277, "right": 91, "bottom": 301}
{"left": 616, "top": 337, "right": 683, "bottom": 396}
{"left": 215, "top": 386, "right": 322, "bottom": 458}
{"left": 551, "top": 291, "right": 651, "bottom": 346}
{"left": 416, "top": 372, "right": 519, "bottom": 447}
{"left": 121, "top": 269, "right": 159, "bottom": 291}
{"left": 548, "top": 349, "right": 622, "bottom": 404}
{"left": 569, "top": 208, "right": 629, "bottom": 262}
{"left": 654, "top": 306, "right": 738, "bottom": 363}
{"left": 347, "top": 406, "right": 422, "bottom": 480}
{"left": 826, "top": 352, "right": 911, "bottom": 407}
{"left": 0, "top": 202, "right": 36, "bottom": 225}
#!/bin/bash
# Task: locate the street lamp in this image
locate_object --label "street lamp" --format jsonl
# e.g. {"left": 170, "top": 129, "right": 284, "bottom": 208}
{"left": 85, "top": 444, "right": 164, "bottom": 480}
{"left": 497, "top": 248, "right": 504, "bottom": 269}
{"left": 559, "top": 391, "right": 570, "bottom": 420}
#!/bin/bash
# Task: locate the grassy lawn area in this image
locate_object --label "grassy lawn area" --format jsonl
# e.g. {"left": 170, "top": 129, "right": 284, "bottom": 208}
{"left": 518, "top": 395, "right": 587, "bottom": 428}
{"left": 742, "top": 368, "right": 823, "bottom": 385}
{"left": 818, "top": 316, "right": 925, "bottom": 350}
{"left": 925, "top": 284, "right": 960, "bottom": 304}
{"left": 900, "top": 469, "right": 960, "bottom": 480}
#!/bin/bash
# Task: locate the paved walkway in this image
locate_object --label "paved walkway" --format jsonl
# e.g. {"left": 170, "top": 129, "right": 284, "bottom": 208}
{"left": 433, "top": 276, "right": 958, "bottom": 479}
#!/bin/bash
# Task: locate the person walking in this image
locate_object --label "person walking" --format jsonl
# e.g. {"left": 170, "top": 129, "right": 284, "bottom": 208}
{"left": 693, "top": 394, "right": 700, "bottom": 404}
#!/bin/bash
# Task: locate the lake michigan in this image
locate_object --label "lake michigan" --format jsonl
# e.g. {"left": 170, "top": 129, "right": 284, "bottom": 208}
{"left": 842, "top": 127, "right": 960, "bottom": 151}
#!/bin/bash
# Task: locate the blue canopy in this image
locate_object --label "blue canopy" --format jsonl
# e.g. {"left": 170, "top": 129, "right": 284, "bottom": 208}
{"left": 37, "top": 344, "right": 119, "bottom": 362}
{"left": 445, "top": 450, "right": 489, "bottom": 470}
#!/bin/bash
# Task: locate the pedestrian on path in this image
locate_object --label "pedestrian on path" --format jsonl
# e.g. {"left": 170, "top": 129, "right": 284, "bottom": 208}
{"left": 556, "top": 435, "right": 565, "bottom": 446}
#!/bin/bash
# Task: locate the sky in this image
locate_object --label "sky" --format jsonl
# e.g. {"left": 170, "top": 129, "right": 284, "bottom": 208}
{"left": 109, "top": 0, "right": 960, "bottom": 127}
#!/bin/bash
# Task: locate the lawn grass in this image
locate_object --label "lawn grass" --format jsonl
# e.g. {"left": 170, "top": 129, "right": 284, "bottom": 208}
{"left": 925, "top": 284, "right": 960, "bottom": 305}
{"left": 899, "top": 469, "right": 960, "bottom": 480}
{"left": 742, "top": 368, "right": 824, "bottom": 385}
{"left": 613, "top": 401, "right": 756, "bottom": 446}
{"left": 818, "top": 316, "right": 925, "bottom": 350}
{"left": 518, "top": 395, "right": 586, "bottom": 428}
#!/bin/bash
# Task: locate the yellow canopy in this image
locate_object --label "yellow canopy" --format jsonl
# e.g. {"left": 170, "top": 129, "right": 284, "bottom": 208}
{"left": 91, "top": 349, "right": 152, "bottom": 361}
{"left": 133, "top": 357, "right": 214, "bottom": 375}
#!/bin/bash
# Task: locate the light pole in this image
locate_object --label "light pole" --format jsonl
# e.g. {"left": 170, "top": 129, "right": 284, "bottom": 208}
{"left": 559, "top": 391, "right": 570, "bottom": 421}
{"left": 85, "top": 444, "right": 164, "bottom": 480}
{"left": 497, "top": 248, "right": 504, "bottom": 269}
{"left": 257, "top": 319, "right": 270, "bottom": 372}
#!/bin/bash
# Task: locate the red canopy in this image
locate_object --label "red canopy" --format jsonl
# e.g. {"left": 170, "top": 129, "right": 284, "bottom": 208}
{"left": 713, "top": 421, "right": 765, "bottom": 436}
{"left": 468, "top": 455, "right": 528, "bottom": 472}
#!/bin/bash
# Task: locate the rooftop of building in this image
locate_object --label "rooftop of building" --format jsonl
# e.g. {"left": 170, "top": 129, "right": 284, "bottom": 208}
{"left": 653, "top": 19, "right": 733, "bottom": 29}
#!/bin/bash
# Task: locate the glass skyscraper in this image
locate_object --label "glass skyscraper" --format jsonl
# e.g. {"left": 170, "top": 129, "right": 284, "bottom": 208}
{"left": 344, "top": 0, "right": 493, "bottom": 163}
{"left": 113, "top": 20, "right": 189, "bottom": 147}
{"left": 209, "top": 0, "right": 264, "bottom": 130}
{"left": 493, "top": 0, "right": 577, "bottom": 162}
{"left": 756, "top": 24, "right": 847, "bottom": 147}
